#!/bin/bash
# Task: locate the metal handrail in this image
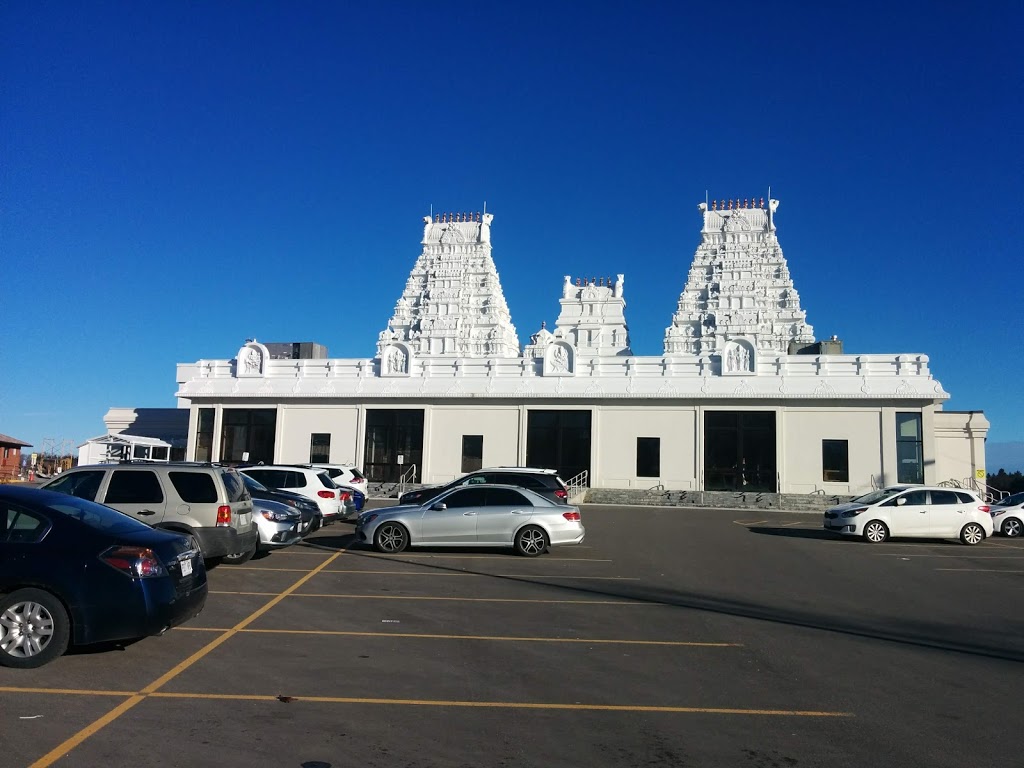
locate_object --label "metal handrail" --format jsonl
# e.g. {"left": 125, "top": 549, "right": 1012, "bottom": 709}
{"left": 398, "top": 464, "right": 417, "bottom": 497}
{"left": 565, "top": 469, "right": 589, "bottom": 500}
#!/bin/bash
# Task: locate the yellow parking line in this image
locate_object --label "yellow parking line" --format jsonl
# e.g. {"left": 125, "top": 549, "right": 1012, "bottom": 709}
{"left": 935, "top": 568, "right": 1024, "bottom": 573}
{"left": 314, "top": 570, "right": 639, "bottom": 580}
{"left": 239, "top": 629, "right": 740, "bottom": 646}
{"left": 28, "top": 551, "right": 343, "bottom": 768}
{"left": 0, "top": 686, "right": 135, "bottom": 697}
{"left": 147, "top": 691, "right": 850, "bottom": 717}
{"left": 873, "top": 554, "right": 1024, "bottom": 559}
{"left": 211, "top": 591, "right": 659, "bottom": 605}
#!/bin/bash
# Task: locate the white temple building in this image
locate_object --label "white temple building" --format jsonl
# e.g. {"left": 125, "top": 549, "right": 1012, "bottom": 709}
{"left": 175, "top": 201, "right": 988, "bottom": 496}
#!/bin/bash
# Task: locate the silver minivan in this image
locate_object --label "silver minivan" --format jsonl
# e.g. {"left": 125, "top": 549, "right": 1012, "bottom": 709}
{"left": 43, "top": 463, "right": 257, "bottom": 561}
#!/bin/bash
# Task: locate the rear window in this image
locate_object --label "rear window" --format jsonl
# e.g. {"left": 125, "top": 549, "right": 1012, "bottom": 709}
{"left": 104, "top": 470, "right": 164, "bottom": 504}
{"left": 486, "top": 488, "right": 532, "bottom": 506}
{"left": 350, "top": 468, "right": 365, "bottom": 481}
{"left": 46, "top": 495, "right": 152, "bottom": 534}
{"left": 169, "top": 471, "right": 218, "bottom": 503}
{"left": 316, "top": 472, "right": 336, "bottom": 488}
{"left": 930, "top": 490, "right": 961, "bottom": 505}
{"left": 2, "top": 503, "right": 52, "bottom": 543}
{"left": 955, "top": 491, "right": 978, "bottom": 504}
{"left": 220, "top": 470, "right": 248, "bottom": 502}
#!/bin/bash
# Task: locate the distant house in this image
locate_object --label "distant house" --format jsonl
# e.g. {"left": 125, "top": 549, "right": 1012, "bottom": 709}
{"left": 0, "top": 434, "right": 32, "bottom": 481}
{"left": 77, "top": 408, "right": 188, "bottom": 465}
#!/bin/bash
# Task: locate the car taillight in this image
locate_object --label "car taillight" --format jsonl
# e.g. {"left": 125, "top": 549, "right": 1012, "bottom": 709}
{"left": 979, "top": 505, "right": 991, "bottom": 514}
{"left": 339, "top": 491, "right": 351, "bottom": 501}
{"left": 216, "top": 505, "right": 232, "bottom": 527}
{"left": 318, "top": 490, "right": 335, "bottom": 499}
{"left": 100, "top": 546, "right": 166, "bottom": 578}
{"left": 562, "top": 511, "right": 581, "bottom": 521}
{"left": 554, "top": 488, "right": 568, "bottom": 499}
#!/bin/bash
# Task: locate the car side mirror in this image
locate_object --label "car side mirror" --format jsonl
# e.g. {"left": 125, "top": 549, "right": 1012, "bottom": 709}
{"left": 431, "top": 502, "right": 447, "bottom": 511}
{"left": 896, "top": 497, "right": 907, "bottom": 506}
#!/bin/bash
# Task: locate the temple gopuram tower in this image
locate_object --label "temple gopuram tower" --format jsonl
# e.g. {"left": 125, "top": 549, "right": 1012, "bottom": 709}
{"left": 377, "top": 212, "right": 521, "bottom": 370}
{"left": 664, "top": 198, "right": 815, "bottom": 360}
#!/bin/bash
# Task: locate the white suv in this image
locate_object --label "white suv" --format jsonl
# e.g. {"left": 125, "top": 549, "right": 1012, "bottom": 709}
{"left": 312, "top": 464, "right": 367, "bottom": 493}
{"left": 240, "top": 466, "right": 351, "bottom": 524}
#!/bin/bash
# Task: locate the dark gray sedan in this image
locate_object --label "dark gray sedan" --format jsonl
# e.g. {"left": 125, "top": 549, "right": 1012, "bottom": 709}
{"left": 355, "top": 484, "right": 584, "bottom": 557}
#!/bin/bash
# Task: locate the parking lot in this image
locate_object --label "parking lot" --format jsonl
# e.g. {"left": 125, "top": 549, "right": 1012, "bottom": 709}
{"left": 3, "top": 503, "right": 1024, "bottom": 768}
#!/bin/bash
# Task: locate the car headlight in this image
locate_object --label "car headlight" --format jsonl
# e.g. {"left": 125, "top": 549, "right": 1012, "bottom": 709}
{"left": 359, "top": 513, "right": 379, "bottom": 526}
{"left": 841, "top": 507, "right": 868, "bottom": 518}
{"left": 261, "top": 509, "right": 294, "bottom": 522}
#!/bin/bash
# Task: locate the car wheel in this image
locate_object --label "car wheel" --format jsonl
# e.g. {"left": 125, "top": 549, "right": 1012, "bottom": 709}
{"left": 1002, "top": 518, "right": 1022, "bottom": 538}
{"left": 223, "top": 535, "right": 258, "bottom": 565}
{"left": 514, "top": 525, "right": 548, "bottom": 557}
{"left": 374, "top": 522, "right": 409, "bottom": 553}
{"left": 862, "top": 520, "right": 889, "bottom": 544}
{"left": 960, "top": 522, "right": 985, "bottom": 546}
{"left": 0, "top": 588, "right": 71, "bottom": 669}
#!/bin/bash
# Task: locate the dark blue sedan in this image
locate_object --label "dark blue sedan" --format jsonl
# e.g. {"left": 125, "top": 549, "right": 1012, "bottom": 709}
{"left": 0, "top": 486, "right": 207, "bottom": 668}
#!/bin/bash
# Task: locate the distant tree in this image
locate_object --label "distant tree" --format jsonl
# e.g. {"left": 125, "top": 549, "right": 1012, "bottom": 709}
{"left": 988, "top": 470, "right": 1024, "bottom": 494}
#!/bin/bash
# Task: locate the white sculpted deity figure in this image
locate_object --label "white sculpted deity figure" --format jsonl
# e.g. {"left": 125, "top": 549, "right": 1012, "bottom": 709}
{"left": 387, "top": 347, "right": 408, "bottom": 375}
{"left": 551, "top": 345, "right": 569, "bottom": 373}
{"left": 244, "top": 346, "right": 262, "bottom": 374}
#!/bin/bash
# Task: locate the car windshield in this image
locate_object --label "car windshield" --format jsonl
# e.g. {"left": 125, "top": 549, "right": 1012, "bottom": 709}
{"left": 992, "top": 491, "right": 1024, "bottom": 507}
{"left": 242, "top": 474, "right": 269, "bottom": 492}
{"left": 46, "top": 495, "right": 152, "bottom": 534}
{"left": 850, "top": 488, "right": 904, "bottom": 505}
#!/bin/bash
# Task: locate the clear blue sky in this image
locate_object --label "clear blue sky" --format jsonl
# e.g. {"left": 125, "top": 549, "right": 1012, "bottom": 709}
{"left": 3, "top": 1, "right": 1023, "bottom": 469}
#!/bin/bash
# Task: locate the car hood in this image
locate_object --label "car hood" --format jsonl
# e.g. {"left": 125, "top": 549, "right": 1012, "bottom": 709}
{"left": 827, "top": 502, "right": 870, "bottom": 514}
{"left": 358, "top": 504, "right": 421, "bottom": 521}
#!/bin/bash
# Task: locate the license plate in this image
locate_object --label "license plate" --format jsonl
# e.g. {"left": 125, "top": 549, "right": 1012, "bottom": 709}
{"left": 180, "top": 558, "right": 193, "bottom": 577}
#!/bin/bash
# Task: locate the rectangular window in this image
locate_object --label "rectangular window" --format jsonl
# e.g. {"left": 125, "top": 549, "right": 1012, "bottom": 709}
{"left": 636, "top": 437, "right": 661, "bottom": 478}
{"left": 822, "top": 440, "right": 849, "bottom": 482}
{"left": 896, "top": 413, "right": 924, "bottom": 484}
{"left": 195, "top": 408, "right": 215, "bottom": 462}
{"left": 462, "top": 435, "right": 483, "bottom": 473}
{"left": 151, "top": 446, "right": 169, "bottom": 461}
{"left": 310, "top": 433, "right": 331, "bottom": 464}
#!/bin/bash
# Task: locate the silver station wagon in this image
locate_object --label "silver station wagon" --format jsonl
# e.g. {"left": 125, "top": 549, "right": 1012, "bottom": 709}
{"left": 355, "top": 484, "right": 585, "bottom": 557}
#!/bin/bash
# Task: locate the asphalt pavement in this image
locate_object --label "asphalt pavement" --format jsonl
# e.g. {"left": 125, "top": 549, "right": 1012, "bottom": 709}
{"left": 2, "top": 503, "right": 1023, "bottom": 767}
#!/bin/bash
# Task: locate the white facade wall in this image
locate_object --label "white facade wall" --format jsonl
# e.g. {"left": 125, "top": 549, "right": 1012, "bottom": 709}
{"left": 425, "top": 407, "right": 521, "bottom": 484}
{"left": 595, "top": 407, "right": 697, "bottom": 489}
{"left": 781, "top": 408, "right": 884, "bottom": 496}
{"left": 276, "top": 405, "right": 360, "bottom": 465}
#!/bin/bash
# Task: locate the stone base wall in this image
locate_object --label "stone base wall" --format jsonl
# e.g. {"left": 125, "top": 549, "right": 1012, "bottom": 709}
{"left": 583, "top": 488, "right": 855, "bottom": 513}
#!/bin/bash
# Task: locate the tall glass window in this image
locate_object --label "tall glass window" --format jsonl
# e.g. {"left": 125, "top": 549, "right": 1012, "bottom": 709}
{"left": 310, "top": 433, "right": 331, "bottom": 464}
{"left": 195, "top": 408, "right": 215, "bottom": 462}
{"left": 636, "top": 437, "right": 661, "bottom": 478}
{"left": 461, "top": 435, "right": 483, "bottom": 473}
{"left": 822, "top": 439, "right": 849, "bottom": 482}
{"left": 896, "top": 413, "right": 924, "bottom": 484}
{"left": 220, "top": 409, "right": 277, "bottom": 464}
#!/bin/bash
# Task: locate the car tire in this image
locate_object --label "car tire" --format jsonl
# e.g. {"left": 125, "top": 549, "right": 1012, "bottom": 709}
{"left": 1001, "top": 517, "right": 1022, "bottom": 538}
{"left": 862, "top": 520, "right": 889, "bottom": 544}
{"left": 960, "top": 522, "right": 986, "bottom": 546}
{"left": 514, "top": 525, "right": 548, "bottom": 557}
{"left": 374, "top": 522, "right": 409, "bottom": 553}
{"left": 223, "top": 535, "right": 258, "bottom": 565}
{"left": 0, "top": 588, "right": 71, "bottom": 669}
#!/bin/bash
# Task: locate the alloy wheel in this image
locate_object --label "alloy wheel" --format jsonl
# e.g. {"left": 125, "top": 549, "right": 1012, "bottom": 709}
{"left": 517, "top": 527, "right": 547, "bottom": 556}
{"left": 962, "top": 524, "right": 984, "bottom": 545}
{"left": 377, "top": 523, "right": 407, "bottom": 553}
{"left": 864, "top": 522, "right": 887, "bottom": 543}
{"left": 1003, "top": 518, "right": 1022, "bottom": 538}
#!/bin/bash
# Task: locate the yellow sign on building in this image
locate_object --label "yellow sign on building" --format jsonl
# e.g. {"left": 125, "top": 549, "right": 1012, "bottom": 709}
{"left": 976, "top": 468, "right": 986, "bottom": 479}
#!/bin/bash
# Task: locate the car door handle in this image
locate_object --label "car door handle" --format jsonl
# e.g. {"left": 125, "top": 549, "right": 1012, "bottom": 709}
{"left": 463, "top": 512, "right": 477, "bottom": 516}
{"left": 138, "top": 509, "right": 157, "bottom": 516}
{"left": 511, "top": 510, "right": 529, "bottom": 515}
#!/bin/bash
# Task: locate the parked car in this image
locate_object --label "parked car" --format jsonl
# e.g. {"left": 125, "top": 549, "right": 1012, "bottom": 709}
{"left": 398, "top": 467, "right": 569, "bottom": 506}
{"left": 42, "top": 462, "right": 257, "bottom": 562}
{"left": 356, "top": 484, "right": 585, "bottom": 557}
{"left": 223, "top": 498, "right": 302, "bottom": 563}
{"left": 239, "top": 466, "right": 353, "bottom": 523}
{"left": 989, "top": 491, "right": 1024, "bottom": 537}
{"left": 823, "top": 486, "right": 992, "bottom": 544}
{"left": 312, "top": 464, "right": 368, "bottom": 494}
{"left": 241, "top": 473, "right": 321, "bottom": 535}
{"left": 0, "top": 485, "right": 207, "bottom": 668}
{"left": 332, "top": 482, "right": 366, "bottom": 512}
